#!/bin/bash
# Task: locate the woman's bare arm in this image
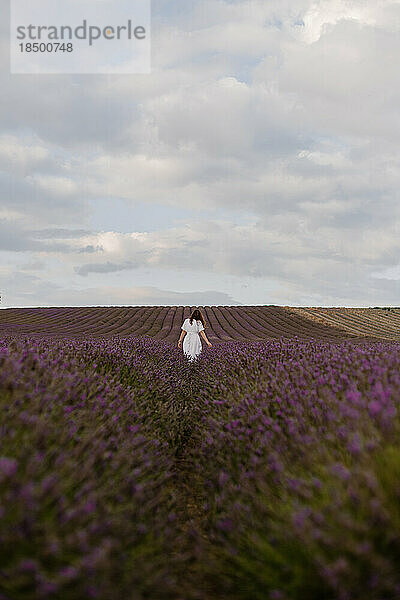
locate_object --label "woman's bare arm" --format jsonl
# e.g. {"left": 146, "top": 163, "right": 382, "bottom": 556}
{"left": 200, "top": 330, "right": 212, "bottom": 347}
{"left": 178, "top": 329, "right": 186, "bottom": 348}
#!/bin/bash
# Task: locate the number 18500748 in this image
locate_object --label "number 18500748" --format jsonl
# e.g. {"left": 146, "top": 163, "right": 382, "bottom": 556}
{"left": 19, "top": 42, "right": 73, "bottom": 52}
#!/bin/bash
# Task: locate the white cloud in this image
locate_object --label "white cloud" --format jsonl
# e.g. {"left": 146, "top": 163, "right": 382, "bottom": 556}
{"left": 297, "top": 149, "right": 349, "bottom": 168}
{"left": 295, "top": 0, "right": 385, "bottom": 44}
{"left": 0, "top": 134, "right": 50, "bottom": 170}
{"left": 2, "top": 0, "right": 400, "bottom": 305}
{"left": 29, "top": 175, "right": 79, "bottom": 197}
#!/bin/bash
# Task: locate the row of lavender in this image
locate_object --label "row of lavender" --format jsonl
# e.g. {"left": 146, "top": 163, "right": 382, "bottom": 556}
{"left": 1, "top": 333, "right": 400, "bottom": 599}
{"left": 0, "top": 334, "right": 199, "bottom": 600}
{"left": 188, "top": 338, "right": 400, "bottom": 599}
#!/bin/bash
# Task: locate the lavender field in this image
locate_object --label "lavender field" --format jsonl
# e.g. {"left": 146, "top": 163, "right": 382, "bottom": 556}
{"left": 1, "top": 308, "right": 400, "bottom": 599}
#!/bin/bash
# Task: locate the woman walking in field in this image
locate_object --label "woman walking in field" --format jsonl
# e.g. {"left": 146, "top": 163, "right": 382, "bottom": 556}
{"left": 178, "top": 308, "right": 212, "bottom": 361}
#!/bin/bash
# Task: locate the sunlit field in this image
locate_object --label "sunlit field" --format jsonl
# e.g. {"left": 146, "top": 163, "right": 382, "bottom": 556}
{"left": 1, "top": 306, "right": 400, "bottom": 599}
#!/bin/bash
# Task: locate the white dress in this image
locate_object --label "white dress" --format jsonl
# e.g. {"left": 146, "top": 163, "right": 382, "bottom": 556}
{"left": 181, "top": 318, "right": 204, "bottom": 360}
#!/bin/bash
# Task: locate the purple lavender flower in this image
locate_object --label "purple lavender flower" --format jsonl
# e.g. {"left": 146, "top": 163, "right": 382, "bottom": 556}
{"left": 0, "top": 456, "right": 18, "bottom": 478}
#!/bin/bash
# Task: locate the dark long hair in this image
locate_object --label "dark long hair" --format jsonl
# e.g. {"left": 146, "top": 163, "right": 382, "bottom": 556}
{"left": 189, "top": 308, "right": 206, "bottom": 328}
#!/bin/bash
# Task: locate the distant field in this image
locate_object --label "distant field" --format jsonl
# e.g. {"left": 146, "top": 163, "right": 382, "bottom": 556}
{"left": 0, "top": 305, "right": 394, "bottom": 342}
{"left": 289, "top": 306, "right": 400, "bottom": 341}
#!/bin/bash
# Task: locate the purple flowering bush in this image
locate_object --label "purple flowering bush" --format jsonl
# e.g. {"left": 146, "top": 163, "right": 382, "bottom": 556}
{"left": 187, "top": 338, "right": 400, "bottom": 600}
{"left": 0, "top": 334, "right": 193, "bottom": 599}
{"left": 2, "top": 332, "right": 400, "bottom": 599}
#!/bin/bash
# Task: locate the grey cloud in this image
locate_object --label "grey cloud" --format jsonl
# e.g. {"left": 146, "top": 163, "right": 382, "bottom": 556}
{"left": 20, "top": 260, "right": 46, "bottom": 271}
{"left": 59, "top": 215, "right": 400, "bottom": 290}
{"left": 0, "top": 171, "right": 89, "bottom": 227}
{"left": 0, "top": 270, "right": 62, "bottom": 306}
{"left": 0, "top": 79, "right": 141, "bottom": 153}
{"left": 77, "top": 245, "right": 105, "bottom": 254}
{"left": 0, "top": 271, "right": 242, "bottom": 307}
{"left": 0, "top": 220, "right": 76, "bottom": 253}
{"left": 75, "top": 261, "right": 136, "bottom": 276}
{"left": 0, "top": 221, "right": 97, "bottom": 253}
{"left": 30, "top": 228, "right": 93, "bottom": 239}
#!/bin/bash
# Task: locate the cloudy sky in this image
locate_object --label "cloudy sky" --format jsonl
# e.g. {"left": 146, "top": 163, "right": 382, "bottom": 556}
{"left": 2, "top": 0, "right": 400, "bottom": 307}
